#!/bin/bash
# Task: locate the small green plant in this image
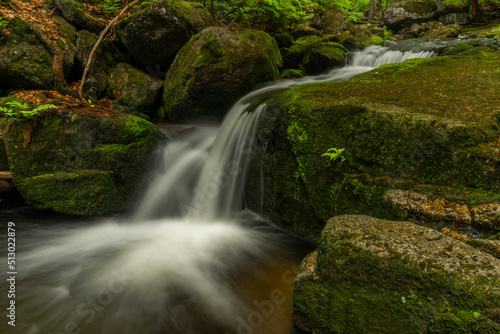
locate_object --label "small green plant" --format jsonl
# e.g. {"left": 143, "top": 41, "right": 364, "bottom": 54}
{"left": 0, "top": 16, "right": 9, "bottom": 30}
{"left": 322, "top": 147, "right": 346, "bottom": 163}
{"left": 0, "top": 100, "right": 57, "bottom": 118}
{"left": 99, "top": 0, "right": 123, "bottom": 14}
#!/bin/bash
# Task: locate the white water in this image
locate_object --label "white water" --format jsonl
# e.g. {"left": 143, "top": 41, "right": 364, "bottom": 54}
{"left": 1, "top": 41, "right": 439, "bottom": 334}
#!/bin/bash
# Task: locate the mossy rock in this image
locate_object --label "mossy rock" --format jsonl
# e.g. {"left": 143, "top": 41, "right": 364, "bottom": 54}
{"left": 420, "top": 24, "right": 460, "bottom": 39}
{"left": 246, "top": 52, "right": 500, "bottom": 238}
{"left": 107, "top": 62, "right": 163, "bottom": 115}
{"left": 284, "top": 35, "right": 347, "bottom": 75}
{"left": 53, "top": 0, "right": 106, "bottom": 33}
{"left": 19, "top": 170, "right": 123, "bottom": 215}
{"left": 118, "top": 0, "right": 215, "bottom": 67}
{"left": 0, "top": 18, "right": 53, "bottom": 90}
{"left": 163, "top": 27, "right": 279, "bottom": 122}
{"left": 0, "top": 106, "right": 165, "bottom": 215}
{"left": 293, "top": 215, "right": 500, "bottom": 333}
{"left": 280, "top": 69, "right": 305, "bottom": 79}
{"left": 239, "top": 29, "right": 283, "bottom": 71}
{"left": 338, "top": 28, "right": 385, "bottom": 49}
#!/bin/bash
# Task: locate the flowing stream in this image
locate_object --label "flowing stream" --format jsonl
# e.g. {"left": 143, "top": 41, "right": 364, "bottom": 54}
{"left": 1, "top": 40, "right": 446, "bottom": 334}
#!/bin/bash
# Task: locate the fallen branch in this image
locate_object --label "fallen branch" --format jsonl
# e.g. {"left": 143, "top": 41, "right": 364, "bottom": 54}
{"left": 78, "top": 0, "right": 141, "bottom": 99}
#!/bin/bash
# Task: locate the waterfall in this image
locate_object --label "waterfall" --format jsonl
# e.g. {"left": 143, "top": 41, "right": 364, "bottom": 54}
{"left": 1, "top": 40, "right": 440, "bottom": 334}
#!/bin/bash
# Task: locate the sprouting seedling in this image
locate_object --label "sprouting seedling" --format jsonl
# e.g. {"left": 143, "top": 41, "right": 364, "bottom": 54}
{"left": 322, "top": 147, "right": 346, "bottom": 163}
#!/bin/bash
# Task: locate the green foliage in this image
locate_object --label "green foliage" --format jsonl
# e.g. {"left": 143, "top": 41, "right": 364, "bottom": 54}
{"left": 0, "top": 100, "right": 57, "bottom": 118}
{"left": 316, "top": 0, "right": 370, "bottom": 22}
{"left": 99, "top": 0, "right": 124, "bottom": 14}
{"left": 322, "top": 147, "right": 346, "bottom": 163}
{"left": 0, "top": 16, "right": 8, "bottom": 30}
{"left": 203, "top": 0, "right": 319, "bottom": 31}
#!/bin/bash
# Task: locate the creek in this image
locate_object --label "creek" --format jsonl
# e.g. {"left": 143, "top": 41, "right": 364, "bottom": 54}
{"left": 1, "top": 39, "right": 478, "bottom": 334}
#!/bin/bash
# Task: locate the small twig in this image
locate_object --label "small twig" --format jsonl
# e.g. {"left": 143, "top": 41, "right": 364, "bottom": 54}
{"left": 79, "top": 0, "right": 141, "bottom": 99}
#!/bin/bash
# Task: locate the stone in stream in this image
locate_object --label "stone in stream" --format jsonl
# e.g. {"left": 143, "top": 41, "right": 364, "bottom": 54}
{"left": 0, "top": 96, "right": 166, "bottom": 215}
{"left": 293, "top": 215, "right": 500, "bottom": 333}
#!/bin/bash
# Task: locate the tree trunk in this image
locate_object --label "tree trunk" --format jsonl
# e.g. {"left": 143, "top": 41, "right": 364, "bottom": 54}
{"left": 368, "top": 0, "right": 375, "bottom": 21}
{"left": 469, "top": 0, "right": 480, "bottom": 21}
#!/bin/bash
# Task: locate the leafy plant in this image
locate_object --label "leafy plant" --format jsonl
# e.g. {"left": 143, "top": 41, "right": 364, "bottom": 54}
{"left": 0, "top": 100, "right": 57, "bottom": 118}
{"left": 322, "top": 147, "right": 346, "bottom": 163}
{"left": 99, "top": 0, "right": 123, "bottom": 14}
{"left": 0, "top": 16, "right": 9, "bottom": 30}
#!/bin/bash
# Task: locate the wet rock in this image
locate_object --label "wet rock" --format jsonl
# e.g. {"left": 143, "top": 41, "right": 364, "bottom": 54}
{"left": 163, "top": 27, "right": 280, "bottom": 122}
{"left": 383, "top": 0, "right": 438, "bottom": 31}
{"left": 293, "top": 215, "right": 500, "bottom": 333}
{"left": 107, "top": 62, "right": 163, "bottom": 115}
{"left": 118, "top": 0, "right": 215, "bottom": 67}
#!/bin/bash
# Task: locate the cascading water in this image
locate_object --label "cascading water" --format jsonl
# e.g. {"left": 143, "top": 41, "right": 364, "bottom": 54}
{"left": 1, "top": 40, "right": 441, "bottom": 334}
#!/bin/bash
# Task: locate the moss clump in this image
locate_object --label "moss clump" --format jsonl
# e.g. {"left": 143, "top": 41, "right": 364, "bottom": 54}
{"left": 239, "top": 29, "right": 283, "bottom": 75}
{"left": 280, "top": 69, "right": 305, "bottom": 79}
{"left": 18, "top": 171, "right": 123, "bottom": 215}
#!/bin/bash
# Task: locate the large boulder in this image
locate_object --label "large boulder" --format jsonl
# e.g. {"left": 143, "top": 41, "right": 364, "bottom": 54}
{"left": 312, "top": 8, "right": 349, "bottom": 35}
{"left": 246, "top": 51, "right": 500, "bottom": 239}
{"left": 283, "top": 35, "right": 347, "bottom": 75}
{"left": 118, "top": 0, "right": 215, "bottom": 67}
{"left": 107, "top": 62, "right": 163, "bottom": 115}
{"left": 293, "top": 215, "right": 500, "bottom": 333}
{"left": 163, "top": 27, "right": 281, "bottom": 122}
{"left": 0, "top": 96, "right": 165, "bottom": 215}
{"left": 383, "top": 0, "right": 438, "bottom": 31}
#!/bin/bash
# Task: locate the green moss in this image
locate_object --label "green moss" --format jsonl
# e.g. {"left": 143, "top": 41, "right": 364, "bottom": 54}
{"left": 17, "top": 171, "right": 123, "bottom": 215}
{"left": 280, "top": 69, "right": 305, "bottom": 79}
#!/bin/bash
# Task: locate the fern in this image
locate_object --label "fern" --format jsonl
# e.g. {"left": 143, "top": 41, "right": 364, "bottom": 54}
{"left": 322, "top": 147, "right": 346, "bottom": 163}
{"left": 0, "top": 100, "right": 57, "bottom": 119}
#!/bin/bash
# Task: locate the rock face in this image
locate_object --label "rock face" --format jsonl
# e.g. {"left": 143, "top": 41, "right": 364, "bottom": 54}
{"left": 107, "top": 62, "right": 163, "bottom": 115}
{"left": 246, "top": 51, "right": 500, "bottom": 238}
{"left": 0, "top": 138, "right": 8, "bottom": 171}
{"left": 283, "top": 35, "right": 347, "bottom": 75}
{"left": 420, "top": 24, "right": 460, "bottom": 39}
{"left": 118, "top": 0, "right": 215, "bottom": 67}
{"left": 163, "top": 27, "right": 281, "bottom": 122}
{"left": 383, "top": 0, "right": 438, "bottom": 31}
{"left": 440, "top": 12, "right": 470, "bottom": 25}
{"left": 293, "top": 215, "right": 500, "bottom": 334}
{"left": 0, "top": 99, "right": 165, "bottom": 215}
